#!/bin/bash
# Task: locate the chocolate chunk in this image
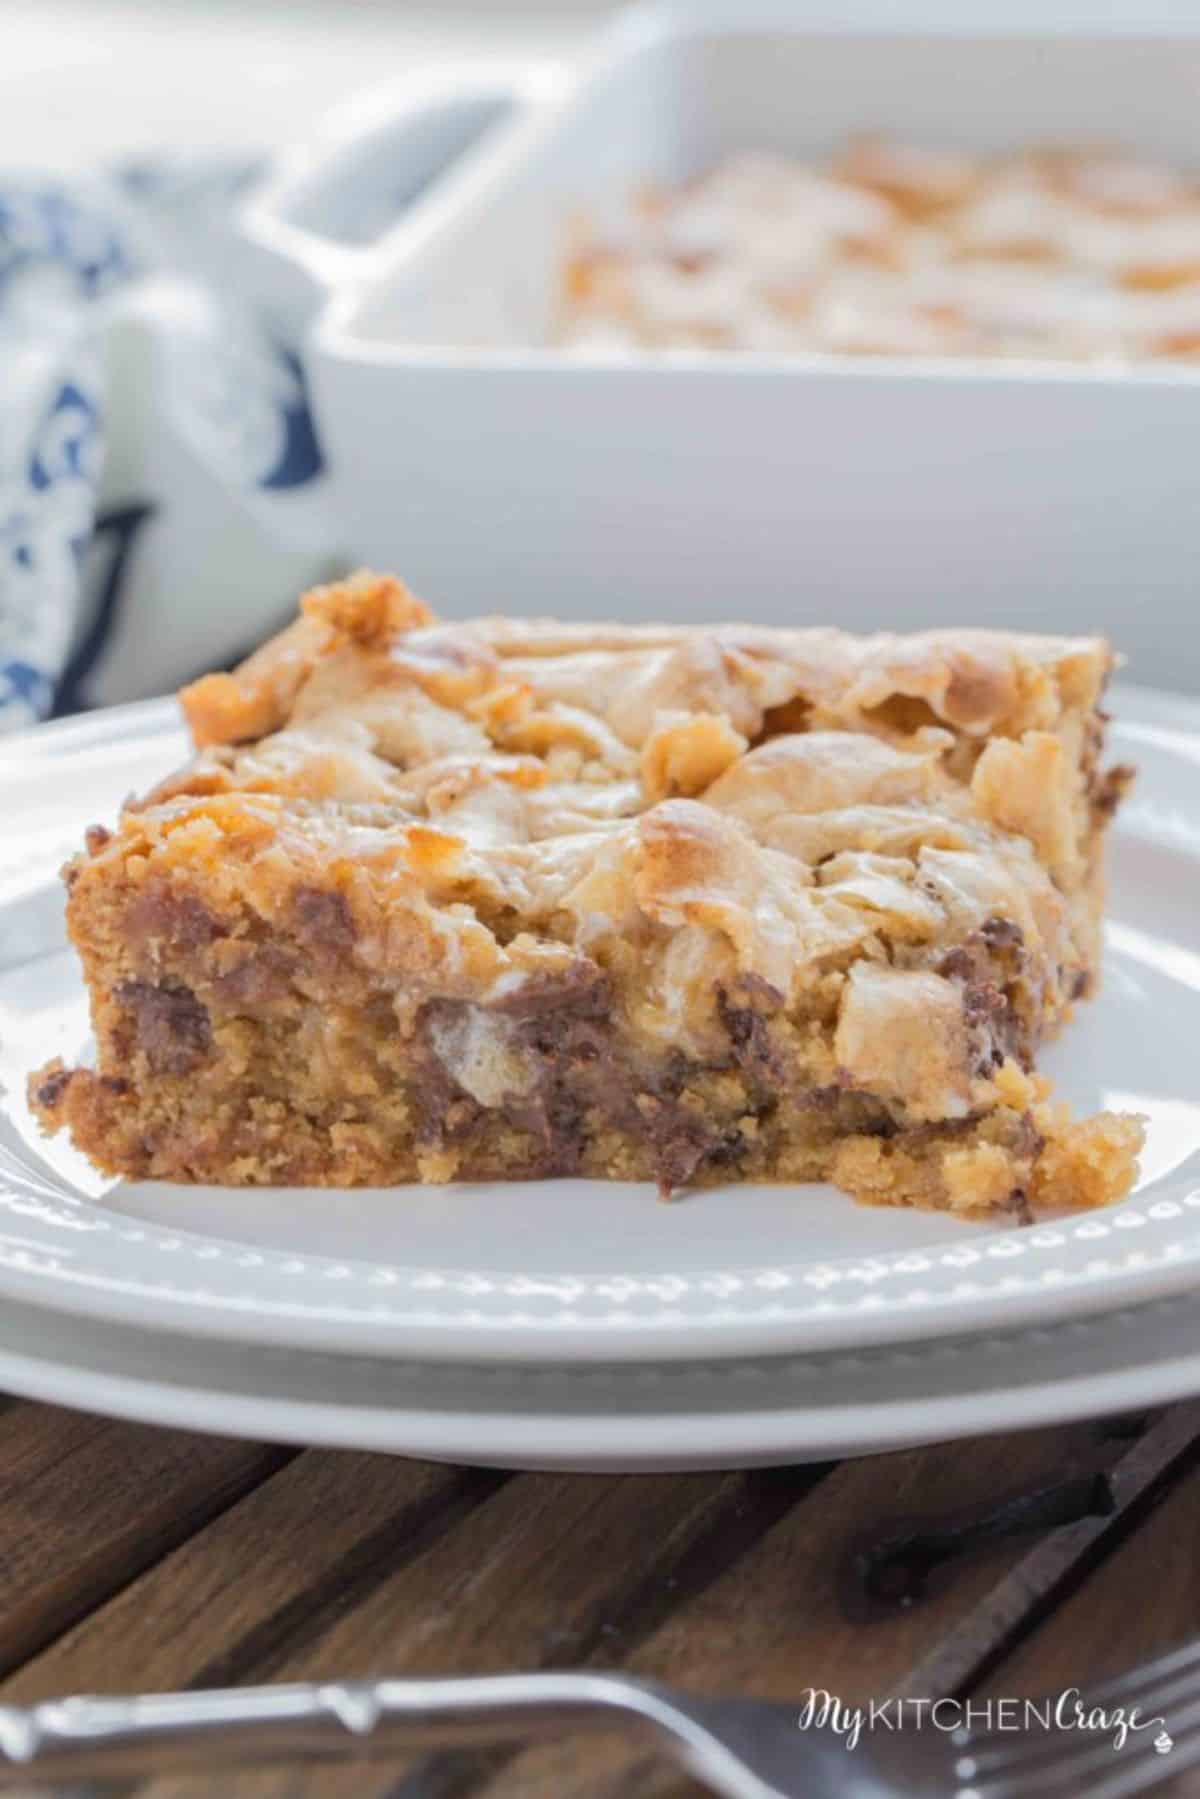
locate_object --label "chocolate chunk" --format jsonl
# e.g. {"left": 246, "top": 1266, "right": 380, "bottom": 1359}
{"left": 292, "top": 886, "right": 355, "bottom": 951}
{"left": 937, "top": 945, "right": 974, "bottom": 984}
{"left": 125, "top": 882, "right": 228, "bottom": 951}
{"left": 1091, "top": 762, "right": 1136, "bottom": 820}
{"left": 980, "top": 916, "right": 1024, "bottom": 951}
{"left": 493, "top": 961, "right": 611, "bottom": 1022}
{"left": 214, "top": 945, "right": 297, "bottom": 1006}
{"left": 500, "top": 970, "right": 623, "bottom": 1171}
{"left": 641, "top": 1049, "right": 676, "bottom": 1099}
{"left": 961, "top": 980, "right": 1013, "bottom": 1074}
{"left": 84, "top": 824, "right": 113, "bottom": 856}
{"left": 1014, "top": 1111, "right": 1047, "bottom": 1163}
{"left": 707, "top": 1126, "right": 755, "bottom": 1171}
{"left": 1007, "top": 1187, "right": 1034, "bottom": 1227}
{"left": 938, "top": 922, "right": 1028, "bottom": 1075}
{"left": 32, "top": 1067, "right": 74, "bottom": 1110}
{"left": 716, "top": 983, "right": 783, "bottom": 1087}
{"left": 416, "top": 959, "right": 789, "bottom": 1192}
{"left": 644, "top": 1098, "right": 722, "bottom": 1196}
{"left": 729, "top": 971, "right": 786, "bottom": 1009}
{"left": 115, "top": 980, "right": 213, "bottom": 1075}
{"left": 407, "top": 1027, "right": 484, "bottom": 1146}
{"left": 802, "top": 1083, "right": 845, "bottom": 1114}
{"left": 417, "top": 970, "right": 750, "bottom": 1192}
{"left": 504, "top": 1088, "right": 589, "bottom": 1178}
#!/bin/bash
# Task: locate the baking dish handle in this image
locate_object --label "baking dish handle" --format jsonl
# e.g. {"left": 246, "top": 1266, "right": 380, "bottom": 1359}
{"left": 235, "top": 67, "right": 549, "bottom": 336}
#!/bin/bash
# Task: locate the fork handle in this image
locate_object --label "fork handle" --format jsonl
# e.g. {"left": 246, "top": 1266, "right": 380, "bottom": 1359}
{"left": 0, "top": 1673, "right": 669, "bottom": 1785}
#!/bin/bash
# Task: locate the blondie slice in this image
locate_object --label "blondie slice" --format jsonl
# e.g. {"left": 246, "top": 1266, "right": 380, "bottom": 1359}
{"left": 30, "top": 572, "right": 1142, "bottom": 1215}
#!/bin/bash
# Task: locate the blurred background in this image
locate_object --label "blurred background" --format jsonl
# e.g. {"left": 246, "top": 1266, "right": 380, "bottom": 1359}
{"left": 23, "top": 0, "right": 1197, "bottom": 167}
{"left": 3, "top": 0, "right": 609, "bottom": 730}
{"left": 6, "top": 1, "right": 601, "bottom": 172}
{"left": 5, "top": 0, "right": 1200, "bottom": 733}
{"left": 4, "top": 3, "right": 626, "bottom": 730}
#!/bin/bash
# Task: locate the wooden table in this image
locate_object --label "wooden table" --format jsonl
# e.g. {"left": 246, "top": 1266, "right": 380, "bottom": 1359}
{"left": 3, "top": 1397, "right": 1200, "bottom": 1796}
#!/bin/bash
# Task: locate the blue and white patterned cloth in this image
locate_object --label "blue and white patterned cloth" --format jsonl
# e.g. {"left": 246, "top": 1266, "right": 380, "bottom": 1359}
{"left": 0, "top": 158, "right": 335, "bottom": 733}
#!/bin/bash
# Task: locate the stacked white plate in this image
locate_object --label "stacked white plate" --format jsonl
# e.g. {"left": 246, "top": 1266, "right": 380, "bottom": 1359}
{"left": 2, "top": 689, "right": 1199, "bottom": 1470}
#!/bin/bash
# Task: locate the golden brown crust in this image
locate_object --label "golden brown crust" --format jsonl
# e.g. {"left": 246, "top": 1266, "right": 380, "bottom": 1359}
{"left": 180, "top": 616, "right": 329, "bottom": 749}
{"left": 33, "top": 572, "right": 1142, "bottom": 1213}
{"left": 179, "top": 572, "right": 433, "bottom": 748}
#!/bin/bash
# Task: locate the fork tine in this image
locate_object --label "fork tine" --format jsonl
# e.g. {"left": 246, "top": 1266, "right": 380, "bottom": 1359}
{"left": 1058, "top": 1718, "right": 1200, "bottom": 1799}
{"left": 967, "top": 1649, "right": 1200, "bottom": 1776}
{"left": 1085, "top": 1633, "right": 1200, "bottom": 1712}
{"left": 965, "top": 1690, "right": 1200, "bottom": 1799}
{"left": 966, "top": 1631, "right": 1200, "bottom": 1785}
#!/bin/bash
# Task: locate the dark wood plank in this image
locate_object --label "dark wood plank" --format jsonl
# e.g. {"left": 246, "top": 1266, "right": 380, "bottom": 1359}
{"left": 974, "top": 1419, "right": 1200, "bottom": 1799}
{"left": 905, "top": 1401, "right": 1200, "bottom": 1700}
{"left": 0, "top": 1402, "right": 286, "bottom": 1676}
{"left": 2, "top": 1451, "right": 497, "bottom": 1703}
{"left": 132, "top": 1418, "right": 1187, "bottom": 1799}
{"left": 976, "top": 1425, "right": 1200, "bottom": 1693}
{"left": 6, "top": 1406, "right": 1198, "bottom": 1799}
{"left": 129, "top": 1463, "right": 821, "bottom": 1799}
{"left": 479, "top": 1408, "right": 1200, "bottom": 1799}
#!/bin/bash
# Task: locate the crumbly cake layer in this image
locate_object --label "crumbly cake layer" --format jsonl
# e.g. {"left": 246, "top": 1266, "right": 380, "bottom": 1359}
{"left": 30, "top": 572, "right": 1142, "bottom": 1216}
{"left": 559, "top": 140, "right": 1200, "bottom": 360}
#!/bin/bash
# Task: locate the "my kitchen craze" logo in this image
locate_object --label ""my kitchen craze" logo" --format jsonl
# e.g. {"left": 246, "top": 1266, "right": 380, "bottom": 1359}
{"left": 796, "top": 1688, "right": 1173, "bottom": 1756}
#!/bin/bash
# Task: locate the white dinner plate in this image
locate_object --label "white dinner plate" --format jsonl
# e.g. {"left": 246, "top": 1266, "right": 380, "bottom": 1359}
{"left": 0, "top": 1283, "right": 1199, "bottom": 1470}
{"left": 2, "top": 687, "right": 1200, "bottom": 1365}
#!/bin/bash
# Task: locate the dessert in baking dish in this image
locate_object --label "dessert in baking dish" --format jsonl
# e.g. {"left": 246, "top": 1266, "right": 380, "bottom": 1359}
{"left": 559, "top": 139, "right": 1200, "bottom": 359}
{"left": 30, "top": 572, "right": 1142, "bottom": 1216}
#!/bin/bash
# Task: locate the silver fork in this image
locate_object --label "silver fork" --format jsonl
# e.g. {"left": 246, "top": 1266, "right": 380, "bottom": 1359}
{"left": 0, "top": 1646, "right": 1197, "bottom": 1797}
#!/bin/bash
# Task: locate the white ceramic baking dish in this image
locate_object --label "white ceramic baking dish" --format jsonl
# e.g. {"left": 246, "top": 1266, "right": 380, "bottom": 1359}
{"left": 238, "top": 58, "right": 566, "bottom": 337}
{"left": 244, "top": 5, "right": 1200, "bottom": 690}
